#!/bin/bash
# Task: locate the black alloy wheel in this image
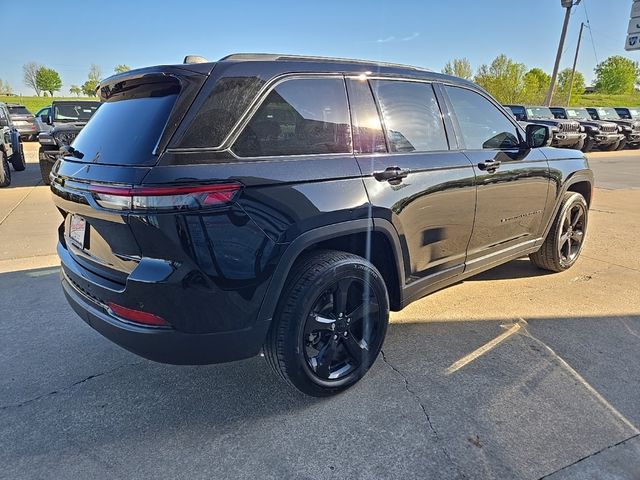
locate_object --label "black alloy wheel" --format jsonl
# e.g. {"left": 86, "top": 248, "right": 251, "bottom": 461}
{"left": 303, "top": 277, "right": 381, "bottom": 381}
{"left": 265, "top": 250, "right": 389, "bottom": 396}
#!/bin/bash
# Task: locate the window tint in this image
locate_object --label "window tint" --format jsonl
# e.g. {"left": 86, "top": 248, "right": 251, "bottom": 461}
{"left": 506, "top": 105, "right": 526, "bottom": 121}
{"left": 370, "top": 80, "right": 448, "bottom": 153}
{"left": 233, "top": 78, "right": 351, "bottom": 157}
{"left": 446, "top": 87, "right": 521, "bottom": 150}
{"left": 346, "top": 78, "right": 386, "bottom": 154}
{"left": 8, "top": 106, "right": 30, "bottom": 115}
{"left": 179, "top": 76, "right": 266, "bottom": 148}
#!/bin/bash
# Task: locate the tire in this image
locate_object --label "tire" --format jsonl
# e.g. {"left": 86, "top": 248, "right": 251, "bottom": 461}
{"left": 39, "top": 147, "right": 53, "bottom": 185}
{"left": 616, "top": 139, "right": 628, "bottom": 151}
{"left": 572, "top": 138, "right": 585, "bottom": 151}
{"left": 0, "top": 152, "right": 11, "bottom": 187}
{"left": 530, "top": 191, "right": 588, "bottom": 272}
{"left": 581, "top": 137, "right": 594, "bottom": 153}
{"left": 628, "top": 143, "right": 640, "bottom": 150}
{"left": 600, "top": 141, "right": 619, "bottom": 151}
{"left": 265, "top": 250, "right": 390, "bottom": 397}
{"left": 10, "top": 142, "right": 26, "bottom": 171}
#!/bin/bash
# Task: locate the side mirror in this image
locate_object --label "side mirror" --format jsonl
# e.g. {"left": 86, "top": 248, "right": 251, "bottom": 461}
{"left": 41, "top": 114, "right": 52, "bottom": 125}
{"left": 526, "top": 124, "right": 551, "bottom": 148}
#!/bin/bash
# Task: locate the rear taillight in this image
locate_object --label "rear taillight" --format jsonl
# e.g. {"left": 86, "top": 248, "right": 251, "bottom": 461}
{"left": 89, "top": 183, "right": 242, "bottom": 211}
{"left": 107, "top": 302, "right": 170, "bottom": 327}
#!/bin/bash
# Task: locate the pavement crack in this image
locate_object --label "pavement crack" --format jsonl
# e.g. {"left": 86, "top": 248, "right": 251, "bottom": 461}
{"left": 0, "top": 362, "right": 142, "bottom": 411}
{"left": 380, "top": 349, "right": 467, "bottom": 479}
{"left": 537, "top": 433, "right": 640, "bottom": 479}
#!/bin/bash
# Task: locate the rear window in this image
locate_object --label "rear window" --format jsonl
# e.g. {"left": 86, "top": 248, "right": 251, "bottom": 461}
{"left": 71, "top": 78, "right": 179, "bottom": 166}
{"left": 8, "top": 106, "right": 30, "bottom": 115}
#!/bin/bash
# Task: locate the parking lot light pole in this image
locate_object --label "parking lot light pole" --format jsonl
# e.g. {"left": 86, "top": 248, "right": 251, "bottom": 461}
{"left": 567, "top": 22, "right": 585, "bottom": 107}
{"left": 545, "top": 0, "right": 581, "bottom": 106}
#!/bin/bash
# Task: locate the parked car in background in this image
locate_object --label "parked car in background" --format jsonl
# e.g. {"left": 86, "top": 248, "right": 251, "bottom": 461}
{"left": 51, "top": 53, "right": 593, "bottom": 396}
{"left": 550, "top": 107, "right": 625, "bottom": 152}
{"left": 614, "top": 107, "right": 640, "bottom": 121}
{"left": 504, "top": 105, "right": 586, "bottom": 150}
{"left": 586, "top": 107, "right": 640, "bottom": 149}
{"left": 0, "top": 102, "right": 27, "bottom": 181}
{"left": 38, "top": 100, "right": 100, "bottom": 184}
{"left": 34, "top": 105, "right": 52, "bottom": 134}
{"left": 7, "top": 104, "right": 38, "bottom": 141}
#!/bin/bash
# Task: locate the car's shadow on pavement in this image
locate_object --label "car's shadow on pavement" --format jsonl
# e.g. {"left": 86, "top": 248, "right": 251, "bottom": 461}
{"left": 468, "top": 257, "right": 552, "bottom": 281}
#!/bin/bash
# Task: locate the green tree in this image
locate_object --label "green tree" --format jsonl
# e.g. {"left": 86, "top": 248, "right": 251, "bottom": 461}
{"left": 69, "top": 85, "right": 83, "bottom": 97}
{"left": 442, "top": 58, "right": 473, "bottom": 80}
{"left": 35, "top": 67, "right": 62, "bottom": 96}
{"left": 554, "top": 68, "right": 585, "bottom": 105}
{"left": 474, "top": 54, "right": 527, "bottom": 103}
{"left": 114, "top": 64, "right": 131, "bottom": 74}
{"left": 594, "top": 55, "right": 640, "bottom": 94}
{"left": 82, "top": 64, "right": 103, "bottom": 97}
{"left": 523, "top": 68, "right": 550, "bottom": 104}
{"left": 82, "top": 80, "right": 99, "bottom": 97}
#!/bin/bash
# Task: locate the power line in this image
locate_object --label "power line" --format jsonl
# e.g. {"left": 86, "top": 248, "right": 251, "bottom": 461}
{"left": 582, "top": 0, "right": 599, "bottom": 64}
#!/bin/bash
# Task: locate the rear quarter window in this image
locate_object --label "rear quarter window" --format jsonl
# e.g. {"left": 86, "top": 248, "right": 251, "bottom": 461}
{"left": 232, "top": 77, "right": 351, "bottom": 157}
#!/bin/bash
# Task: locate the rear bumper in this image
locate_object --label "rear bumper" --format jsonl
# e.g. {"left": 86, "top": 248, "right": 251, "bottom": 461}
{"left": 59, "top": 244, "right": 270, "bottom": 365}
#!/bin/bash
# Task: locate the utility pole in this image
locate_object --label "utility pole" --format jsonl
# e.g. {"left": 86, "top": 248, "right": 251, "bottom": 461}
{"left": 566, "top": 22, "right": 585, "bottom": 107}
{"left": 545, "top": 0, "right": 581, "bottom": 106}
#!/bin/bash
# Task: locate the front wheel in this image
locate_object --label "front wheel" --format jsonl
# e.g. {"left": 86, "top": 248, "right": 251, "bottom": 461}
{"left": 581, "top": 137, "right": 594, "bottom": 153}
{"left": 530, "top": 192, "right": 588, "bottom": 272}
{"left": 0, "top": 152, "right": 11, "bottom": 187}
{"left": 265, "top": 250, "right": 389, "bottom": 397}
{"left": 616, "top": 138, "right": 628, "bottom": 150}
{"left": 10, "top": 142, "right": 26, "bottom": 171}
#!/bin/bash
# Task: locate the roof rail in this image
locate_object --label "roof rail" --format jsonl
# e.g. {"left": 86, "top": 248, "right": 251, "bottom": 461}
{"left": 218, "top": 53, "right": 431, "bottom": 72}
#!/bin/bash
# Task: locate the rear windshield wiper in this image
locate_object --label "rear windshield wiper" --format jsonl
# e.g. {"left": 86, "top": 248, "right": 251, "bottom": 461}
{"left": 60, "top": 145, "right": 84, "bottom": 160}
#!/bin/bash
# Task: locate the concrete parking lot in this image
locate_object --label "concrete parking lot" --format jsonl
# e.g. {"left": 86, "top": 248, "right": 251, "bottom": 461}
{"left": 1, "top": 143, "right": 639, "bottom": 479}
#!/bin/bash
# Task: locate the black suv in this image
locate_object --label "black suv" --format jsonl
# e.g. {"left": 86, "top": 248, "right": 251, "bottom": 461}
{"left": 586, "top": 107, "right": 640, "bottom": 149}
{"left": 38, "top": 100, "right": 100, "bottom": 184}
{"left": 505, "top": 105, "right": 586, "bottom": 150}
{"left": 0, "top": 102, "right": 27, "bottom": 186}
{"left": 614, "top": 107, "right": 640, "bottom": 121}
{"left": 51, "top": 54, "right": 593, "bottom": 396}
{"left": 550, "top": 106, "right": 625, "bottom": 152}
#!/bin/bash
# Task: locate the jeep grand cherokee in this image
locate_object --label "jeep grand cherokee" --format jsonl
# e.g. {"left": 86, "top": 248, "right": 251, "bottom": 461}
{"left": 50, "top": 54, "right": 593, "bottom": 396}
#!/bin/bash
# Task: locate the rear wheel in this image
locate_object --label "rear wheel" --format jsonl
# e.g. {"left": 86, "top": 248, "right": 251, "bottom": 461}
{"left": 530, "top": 192, "right": 588, "bottom": 272}
{"left": 10, "top": 142, "right": 26, "bottom": 171}
{"left": 0, "top": 152, "right": 11, "bottom": 187}
{"left": 265, "top": 250, "right": 389, "bottom": 397}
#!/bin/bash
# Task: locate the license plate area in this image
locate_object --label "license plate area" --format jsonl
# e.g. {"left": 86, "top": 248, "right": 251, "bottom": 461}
{"left": 69, "top": 215, "right": 87, "bottom": 249}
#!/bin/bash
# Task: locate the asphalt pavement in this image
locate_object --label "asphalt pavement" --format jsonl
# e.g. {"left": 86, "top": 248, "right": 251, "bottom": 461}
{"left": 0, "top": 144, "right": 638, "bottom": 479}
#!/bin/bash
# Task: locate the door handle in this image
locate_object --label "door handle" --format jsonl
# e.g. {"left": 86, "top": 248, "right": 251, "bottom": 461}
{"left": 373, "top": 166, "right": 410, "bottom": 182}
{"left": 478, "top": 160, "right": 501, "bottom": 172}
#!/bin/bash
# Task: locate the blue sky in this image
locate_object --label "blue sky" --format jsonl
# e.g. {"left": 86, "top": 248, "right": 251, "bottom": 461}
{"left": 2, "top": 0, "right": 637, "bottom": 96}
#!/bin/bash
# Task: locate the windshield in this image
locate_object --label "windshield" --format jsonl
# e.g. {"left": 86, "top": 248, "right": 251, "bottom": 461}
{"left": 53, "top": 103, "right": 100, "bottom": 122}
{"left": 8, "top": 106, "right": 31, "bottom": 115}
{"left": 565, "top": 108, "right": 590, "bottom": 120}
{"left": 596, "top": 108, "right": 620, "bottom": 120}
{"left": 627, "top": 108, "right": 640, "bottom": 119}
{"left": 71, "top": 78, "right": 179, "bottom": 166}
{"left": 526, "top": 107, "right": 554, "bottom": 120}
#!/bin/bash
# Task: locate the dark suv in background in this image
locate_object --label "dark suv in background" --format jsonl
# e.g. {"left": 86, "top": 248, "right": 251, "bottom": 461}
{"left": 550, "top": 106, "right": 624, "bottom": 151}
{"left": 51, "top": 54, "right": 593, "bottom": 396}
{"left": 586, "top": 107, "right": 640, "bottom": 149}
{"left": 38, "top": 100, "right": 100, "bottom": 184}
{"left": 505, "top": 105, "right": 586, "bottom": 150}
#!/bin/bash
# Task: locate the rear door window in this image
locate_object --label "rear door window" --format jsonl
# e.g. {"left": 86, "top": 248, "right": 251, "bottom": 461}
{"left": 346, "top": 78, "right": 387, "bottom": 154}
{"left": 232, "top": 77, "right": 351, "bottom": 158}
{"left": 445, "top": 86, "right": 521, "bottom": 150}
{"left": 370, "top": 80, "right": 448, "bottom": 153}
